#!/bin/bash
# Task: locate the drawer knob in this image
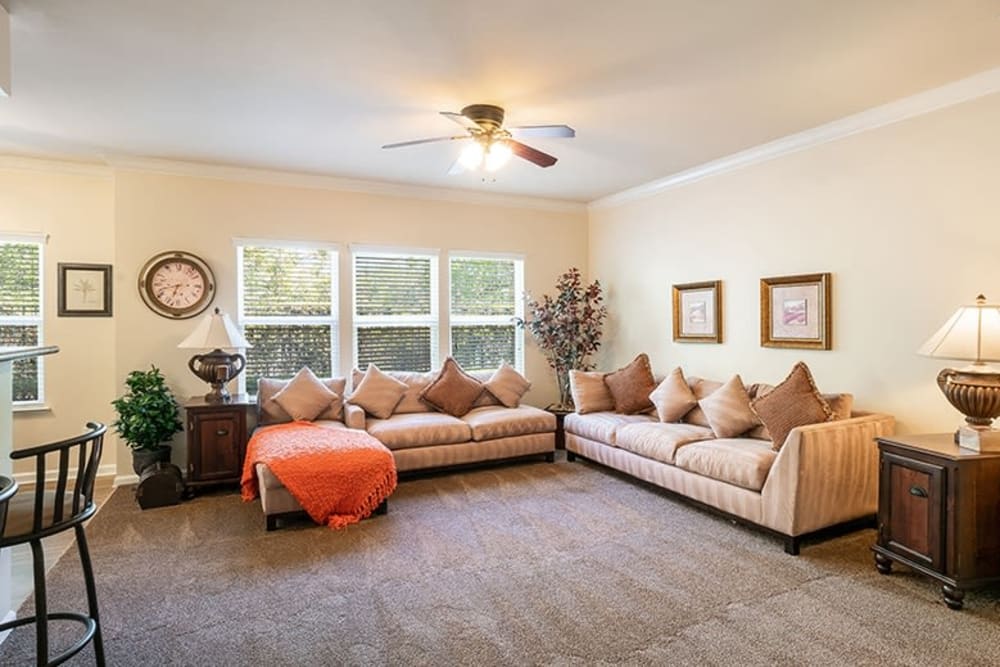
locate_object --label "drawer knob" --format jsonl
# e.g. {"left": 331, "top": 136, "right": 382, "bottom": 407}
{"left": 909, "top": 485, "right": 928, "bottom": 498}
{"left": 216, "top": 428, "right": 230, "bottom": 437}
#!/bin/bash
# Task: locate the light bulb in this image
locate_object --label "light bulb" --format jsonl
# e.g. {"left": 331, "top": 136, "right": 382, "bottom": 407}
{"left": 458, "top": 141, "right": 484, "bottom": 170}
{"left": 484, "top": 141, "right": 513, "bottom": 172}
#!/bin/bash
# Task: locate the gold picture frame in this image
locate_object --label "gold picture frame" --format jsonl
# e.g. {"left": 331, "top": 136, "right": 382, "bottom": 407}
{"left": 672, "top": 280, "right": 722, "bottom": 343}
{"left": 760, "top": 273, "right": 831, "bottom": 349}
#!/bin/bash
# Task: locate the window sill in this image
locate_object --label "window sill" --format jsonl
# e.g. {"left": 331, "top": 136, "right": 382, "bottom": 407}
{"left": 12, "top": 403, "right": 51, "bottom": 414}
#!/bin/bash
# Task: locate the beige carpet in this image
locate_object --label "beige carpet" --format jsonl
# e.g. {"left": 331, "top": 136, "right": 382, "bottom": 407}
{"left": 2, "top": 457, "right": 1000, "bottom": 666}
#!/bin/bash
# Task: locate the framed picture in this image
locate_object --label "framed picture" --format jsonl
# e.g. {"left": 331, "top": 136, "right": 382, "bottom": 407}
{"left": 58, "top": 263, "right": 113, "bottom": 317}
{"left": 760, "top": 273, "right": 831, "bottom": 349}
{"left": 672, "top": 280, "right": 722, "bottom": 343}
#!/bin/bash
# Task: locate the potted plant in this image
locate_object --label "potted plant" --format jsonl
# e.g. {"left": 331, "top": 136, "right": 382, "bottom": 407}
{"left": 516, "top": 267, "right": 608, "bottom": 411}
{"left": 112, "top": 366, "right": 184, "bottom": 475}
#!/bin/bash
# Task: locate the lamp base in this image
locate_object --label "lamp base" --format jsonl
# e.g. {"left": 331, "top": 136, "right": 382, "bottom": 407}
{"left": 187, "top": 349, "right": 247, "bottom": 404}
{"left": 957, "top": 425, "right": 1000, "bottom": 452}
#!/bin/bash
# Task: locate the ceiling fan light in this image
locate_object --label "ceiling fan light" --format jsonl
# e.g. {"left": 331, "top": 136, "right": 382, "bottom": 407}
{"left": 458, "top": 141, "right": 484, "bottom": 169}
{"left": 484, "top": 141, "right": 513, "bottom": 172}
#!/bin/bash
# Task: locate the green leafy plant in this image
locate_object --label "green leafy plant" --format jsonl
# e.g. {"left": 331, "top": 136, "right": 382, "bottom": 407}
{"left": 111, "top": 366, "right": 183, "bottom": 451}
{"left": 516, "top": 268, "right": 608, "bottom": 410}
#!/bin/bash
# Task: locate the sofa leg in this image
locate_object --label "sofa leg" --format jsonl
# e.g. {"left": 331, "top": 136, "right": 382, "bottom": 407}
{"left": 566, "top": 451, "right": 576, "bottom": 462}
{"left": 784, "top": 536, "right": 801, "bottom": 556}
{"left": 266, "top": 515, "right": 278, "bottom": 532}
{"left": 374, "top": 499, "right": 388, "bottom": 516}
{"left": 544, "top": 452, "right": 555, "bottom": 463}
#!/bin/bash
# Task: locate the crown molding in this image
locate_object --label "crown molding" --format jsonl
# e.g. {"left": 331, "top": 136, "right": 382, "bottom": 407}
{"left": 0, "top": 154, "right": 112, "bottom": 178}
{"left": 590, "top": 66, "right": 1000, "bottom": 210}
{"left": 103, "top": 155, "right": 587, "bottom": 214}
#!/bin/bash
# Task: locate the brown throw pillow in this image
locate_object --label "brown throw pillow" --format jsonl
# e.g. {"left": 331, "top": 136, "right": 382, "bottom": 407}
{"left": 569, "top": 370, "right": 615, "bottom": 414}
{"left": 751, "top": 362, "right": 834, "bottom": 451}
{"left": 483, "top": 362, "right": 531, "bottom": 408}
{"left": 604, "top": 353, "right": 657, "bottom": 414}
{"left": 698, "top": 374, "right": 759, "bottom": 438}
{"left": 347, "top": 364, "right": 408, "bottom": 419}
{"left": 271, "top": 367, "right": 338, "bottom": 422}
{"left": 419, "top": 357, "right": 484, "bottom": 417}
{"left": 650, "top": 367, "right": 698, "bottom": 422}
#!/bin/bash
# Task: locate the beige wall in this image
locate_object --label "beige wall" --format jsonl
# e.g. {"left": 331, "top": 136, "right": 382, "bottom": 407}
{"left": 113, "top": 170, "right": 587, "bottom": 477}
{"left": 588, "top": 92, "right": 1000, "bottom": 435}
{"left": 0, "top": 161, "right": 117, "bottom": 475}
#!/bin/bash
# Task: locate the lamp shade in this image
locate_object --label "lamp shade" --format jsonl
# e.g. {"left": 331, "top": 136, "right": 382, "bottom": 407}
{"left": 177, "top": 307, "right": 251, "bottom": 350}
{"left": 918, "top": 295, "right": 1000, "bottom": 364}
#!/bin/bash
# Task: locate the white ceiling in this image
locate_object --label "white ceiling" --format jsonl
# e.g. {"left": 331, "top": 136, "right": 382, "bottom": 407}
{"left": 2, "top": 0, "right": 1000, "bottom": 202}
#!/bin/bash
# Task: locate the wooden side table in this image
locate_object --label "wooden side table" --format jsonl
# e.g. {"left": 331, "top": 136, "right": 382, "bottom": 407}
{"left": 547, "top": 408, "right": 572, "bottom": 450}
{"left": 184, "top": 395, "right": 252, "bottom": 491}
{"left": 873, "top": 434, "right": 1000, "bottom": 609}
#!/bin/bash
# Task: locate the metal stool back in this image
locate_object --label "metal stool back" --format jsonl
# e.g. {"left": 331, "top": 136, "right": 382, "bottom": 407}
{"left": 0, "top": 422, "right": 106, "bottom": 666}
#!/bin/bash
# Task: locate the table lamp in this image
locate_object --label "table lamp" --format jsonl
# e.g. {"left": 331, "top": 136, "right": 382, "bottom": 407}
{"left": 918, "top": 294, "right": 1000, "bottom": 451}
{"left": 177, "top": 307, "right": 252, "bottom": 403}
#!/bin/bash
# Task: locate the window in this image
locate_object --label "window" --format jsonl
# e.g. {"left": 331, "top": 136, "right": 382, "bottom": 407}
{"left": 0, "top": 235, "right": 44, "bottom": 404}
{"left": 449, "top": 254, "right": 524, "bottom": 371}
{"left": 353, "top": 249, "right": 438, "bottom": 372}
{"left": 236, "top": 241, "right": 338, "bottom": 395}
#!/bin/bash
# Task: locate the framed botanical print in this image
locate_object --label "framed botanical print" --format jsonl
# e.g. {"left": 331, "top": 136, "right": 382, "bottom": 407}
{"left": 672, "top": 280, "right": 722, "bottom": 343}
{"left": 58, "top": 263, "right": 113, "bottom": 317}
{"left": 760, "top": 273, "right": 831, "bottom": 349}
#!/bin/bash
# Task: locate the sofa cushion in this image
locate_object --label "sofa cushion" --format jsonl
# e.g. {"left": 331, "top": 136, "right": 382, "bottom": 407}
{"left": 751, "top": 362, "right": 834, "bottom": 451}
{"left": 483, "top": 362, "right": 531, "bottom": 408}
{"left": 569, "top": 370, "right": 615, "bottom": 414}
{"left": 673, "top": 439, "right": 778, "bottom": 492}
{"left": 352, "top": 368, "right": 437, "bottom": 414}
{"left": 258, "top": 376, "right": 347, "bottom": 425}
{"left": 698, "top": 374, "right": 759, "bottom": 438}
{"left": 271, "top": 367, "right": 338, "bottom": 422}
{"left": 366, "top": 412, "right": 472, "bottom": 450}
{"left": 462, "top": 405, "right": 556, "bottom": 442}
{"left": 649, "top": 367, "right": 698, "bottom": 422}
{"left": 564, "top": 411, "right": 657, "bottom": 445}
{"left": 419, "top": 357, "right": 484, "bottom": 417}
{"left": 604, "top": 353, "right": 657, "bottom": 414}
{"left": 348, "top": 364, "right": 408, "bottom": 419}
{"left": 615, "top": 422, "right": 715, "bottom": 465}
{"left": 682, "top": 377, "right": 724, "bottom": 427}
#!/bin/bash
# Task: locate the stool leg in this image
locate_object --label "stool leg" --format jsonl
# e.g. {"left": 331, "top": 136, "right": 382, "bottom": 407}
{"left": 75, "top": 524, "right": 105, "bottom": 666}
{"left": 29, "top": 539, "right": 48, "bottom": 666}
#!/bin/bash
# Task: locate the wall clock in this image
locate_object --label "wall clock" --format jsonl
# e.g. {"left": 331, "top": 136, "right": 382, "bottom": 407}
{"left": 138, "top": 250, "right": 216, "bottom": 319}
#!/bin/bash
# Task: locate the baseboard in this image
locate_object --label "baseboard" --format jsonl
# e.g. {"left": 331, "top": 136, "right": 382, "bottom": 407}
{"left": 12, "top": 463, "right": 117, "bottom": 487}
{"left": 114, "top": 472, "right": 139, "bottom": 487}
{"left": 0, "top": 609, "right": 15, "bottom": 645}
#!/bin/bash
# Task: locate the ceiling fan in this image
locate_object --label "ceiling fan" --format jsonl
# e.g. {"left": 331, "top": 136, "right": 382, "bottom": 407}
{"left": 382, "top": 104, "right": 575, "bottom": 174}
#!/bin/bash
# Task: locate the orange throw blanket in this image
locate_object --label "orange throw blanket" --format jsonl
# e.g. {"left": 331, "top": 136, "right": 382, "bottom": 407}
{"left": 241, "top": 422, "right": 397, "bottom": 529}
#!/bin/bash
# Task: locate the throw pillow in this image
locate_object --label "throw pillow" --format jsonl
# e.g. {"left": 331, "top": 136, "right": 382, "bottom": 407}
{"left": 682, "top": 377, "right": 725, "bottom": 427}
{"left": 419, "top": 357, "right": 485, "bottom": 417}
{"left": 569, "top": 370, "right": 615, "bottom": 414}
{"left": 347, "top": 364, "right": 408, "bottom": 419}
{"left": 271, "top": 367, "right": 338, "bottom": 422}
{"left": 604, "top": 353, "right": 657, "bottom": 414}
{"left": 483, "top": 362, "right": 532, "bottom": 408}
{"left": 649, "top": 367, "right": 698, "bottom": 422}
{"left": 751, "top": 362, "right": 835, "bottom": 451}
{"left": 698, "top": 374, "right": 759, "bottom": 438}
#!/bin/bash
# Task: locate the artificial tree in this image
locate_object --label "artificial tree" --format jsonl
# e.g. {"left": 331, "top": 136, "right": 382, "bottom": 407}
{"left": 516, "top": 267, "right": 608, "bottom": 410}
{"left": 112, "top": 366, "right": 184, "bottom": 475}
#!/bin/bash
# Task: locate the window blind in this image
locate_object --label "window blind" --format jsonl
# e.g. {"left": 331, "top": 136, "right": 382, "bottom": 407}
{"left": 449, "top": 255, "right": 523, "bottom": 372}
{"left": 0, "top": 239, "right": 43, "bottom": 402}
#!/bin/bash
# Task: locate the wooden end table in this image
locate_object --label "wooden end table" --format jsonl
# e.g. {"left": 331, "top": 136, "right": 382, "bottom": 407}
{"left": 547, "top": 407, "right": 572, "bottom": 450}
{"left": 873, "top": 433, "right": 1000, "bottom": 610}
{"left": 184, "top": 395, "right": 252, "bottom": 492}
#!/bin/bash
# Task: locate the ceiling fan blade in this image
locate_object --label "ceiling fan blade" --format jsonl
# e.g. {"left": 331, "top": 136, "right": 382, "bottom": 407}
{"left": 440, "top": 111, "right": 482, "bottom": 131}
{"left": 508, "top": 140, "right": 558, "bottom": 168}
{"left": 508, "top": 125, "right": 576, "bottom": 139}
{"left": 382, "top": 136, "right": 466, "bottom": 149}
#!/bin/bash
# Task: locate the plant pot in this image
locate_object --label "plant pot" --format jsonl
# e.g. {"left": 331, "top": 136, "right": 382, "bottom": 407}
{"left": 132, "top": 446, "right": 172, "bottom": 476}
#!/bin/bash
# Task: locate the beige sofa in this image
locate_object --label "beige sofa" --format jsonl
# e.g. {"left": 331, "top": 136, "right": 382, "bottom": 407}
{"left": 253, "top": 370, "right": 556, "bottom": 529}
{"left": 565, "top": 375, "right": 895, "bottom": 554}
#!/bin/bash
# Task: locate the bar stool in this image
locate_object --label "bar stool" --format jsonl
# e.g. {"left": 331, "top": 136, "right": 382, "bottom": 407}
{"left": 0, "top": 422, "right": 106, "bottom": 666}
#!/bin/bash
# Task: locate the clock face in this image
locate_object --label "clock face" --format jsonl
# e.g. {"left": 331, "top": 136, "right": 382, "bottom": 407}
{"left": 138, "top": 251, "right": 215, "bottom": 319}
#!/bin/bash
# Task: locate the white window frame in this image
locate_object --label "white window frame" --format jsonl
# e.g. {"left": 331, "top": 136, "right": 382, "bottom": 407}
{"left": 448, "top": 251, "right": 525, "bottom": 372}
{"left": 234, "top": 238, "right": 339, "bottom": 395}
{"left": 0, "top": 232, "right": 45, "bottom": 407}
{"left": 351, "top": 245, "right": 440, "bottom": 372}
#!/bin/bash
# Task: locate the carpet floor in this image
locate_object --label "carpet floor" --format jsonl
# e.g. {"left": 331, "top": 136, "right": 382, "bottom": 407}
{"left": 2, "top": 457, "right": 1000, "bottom": 666}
